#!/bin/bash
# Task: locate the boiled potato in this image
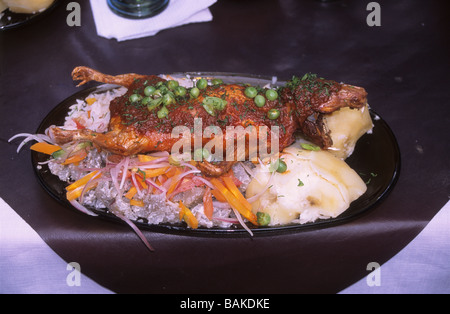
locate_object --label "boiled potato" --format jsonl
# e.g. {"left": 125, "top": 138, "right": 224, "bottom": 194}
{"left": 324, "top": 104, "right": 373, "bottom": 160}
{"left": 246, "top": 142, "right": 367, "bottom": 226}
{"left": 0, "top": 0, "right": 8, "bottom": 12}
{"left": 2, "top": 0, "right": 54, "bottom": 14}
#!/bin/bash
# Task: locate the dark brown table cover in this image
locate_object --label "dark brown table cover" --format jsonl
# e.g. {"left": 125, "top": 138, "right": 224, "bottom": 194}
{"left": 1, "top": 0, "right": 449, "bottom": 295}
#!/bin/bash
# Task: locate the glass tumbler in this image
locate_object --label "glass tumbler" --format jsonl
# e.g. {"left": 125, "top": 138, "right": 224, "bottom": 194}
{"left": 107, "top": 0, "right": 170, "bottom": 19}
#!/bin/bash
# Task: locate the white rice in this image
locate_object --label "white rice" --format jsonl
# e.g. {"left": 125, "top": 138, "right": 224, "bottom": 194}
{"left": 63, "top": 87, "right": 127, "bottom": 132}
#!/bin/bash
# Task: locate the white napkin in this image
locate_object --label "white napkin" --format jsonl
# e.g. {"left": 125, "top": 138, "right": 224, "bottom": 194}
{"left": 90, "top": 0, "right": 217, "bottom": 42}
{"left": 0, "top": 197, "right": 113, "bottom": 294}
{"left": 340, "top": 200, "right": 450, "bottom": 294}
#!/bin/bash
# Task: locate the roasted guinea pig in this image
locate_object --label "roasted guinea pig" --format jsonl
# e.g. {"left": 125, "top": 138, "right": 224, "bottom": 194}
{"left": 49, "top": 67, "right": 369, "bottom": 176}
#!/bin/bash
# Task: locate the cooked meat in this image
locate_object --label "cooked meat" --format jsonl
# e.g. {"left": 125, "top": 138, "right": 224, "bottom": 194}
{"left": 49, "top": 67, "right": 367, "bottom": 176}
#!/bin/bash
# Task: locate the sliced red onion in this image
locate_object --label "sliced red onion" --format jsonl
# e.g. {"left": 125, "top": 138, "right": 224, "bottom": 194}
{"left": 131, "top": 162, "right": 171, "bottom": 170}
{"left": 109, "top": 166, "right": 121, "bottom": 194}
{"left": 79, "top": 174, "right": 103, "bottom": 204}
{"left": 9, "top": 133, "right": 46, "bottom": 153}
{"left": 111, "top": 157, "right": 129, "bottom": 193}
{"left": 149, "top": 151, "right": 169, "bottom": 157}
{"left": 239, "top": 162, "right": 256, "bottom": 178}
{"left": 180, "top": 162, "right": 200, "bottom": 171}
{"left": 38, "top": 160, "right": 53, "bottom": 165}
{"left": 192, "top": 176, "right": 215, "bottom": 190}
{"left": 177, "top": 169, "right": 201, "bottom": 181}
{"left": 231, "top": 208, "right": 254, "bottom": 237}
{"left": 112, "top": 210, "right": 155, "bottom": 252}
{"left": 166, "top": 170, "right": 201, "bottom": 199}
{"left": 213, "top": 216, "right": 239, "bottom": 224}
{"left": 69, "top": 199, "right": 98, "bottom": 217}
{"left": 162, "top": 176, "right": 173, "bottom": 190}
{"left": 131, "top": 171, "right": 143, "bottom": 198}
{"left": 133, "top": 156, "right": 169, "bottom": 166}
{"left": 145, "top": 178, "right": 166, "bottom": 193}
{"left": 119, "top": 157, "right": 130, "bottom": 190}
{"left": 212, "top": 201, "right": 231, "bottom": 209}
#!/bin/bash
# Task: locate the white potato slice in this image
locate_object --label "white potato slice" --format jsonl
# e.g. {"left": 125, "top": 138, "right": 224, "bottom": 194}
{"left": 246, "top": 147, "right": 367, "bottom": 226}
{"left": 324, "top": 104, "right": 373, "bottom": 159}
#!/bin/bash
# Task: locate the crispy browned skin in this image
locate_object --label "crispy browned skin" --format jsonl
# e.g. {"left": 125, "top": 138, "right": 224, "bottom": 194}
{"left": 49, "top": 67, "right": 367, "bottom": 176}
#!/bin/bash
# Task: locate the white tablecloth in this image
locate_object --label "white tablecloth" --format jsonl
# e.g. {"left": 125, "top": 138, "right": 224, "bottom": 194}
{"left": 340, "top": 199, "right": 450, "bottom": 294}
{"left": 1, "top": 196, "right": 449, "bottom": 294}
{"left": 0, "top": 197, "right": 112, "bottom": 294}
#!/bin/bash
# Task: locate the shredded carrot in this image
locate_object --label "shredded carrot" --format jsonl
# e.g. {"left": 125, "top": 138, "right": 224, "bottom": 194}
{"left": 138, "top": 154, "right": 160, "bottom": 163}
{"left": 165, "top": 166, "right": 179, "bottom": 178}
{"left": 222, "top": 176, "right": 252, "bottom": 212}
{"left": 66, "top": 170, "right": 102, "bottom": 191}
{"left": 125, "top": 186, "right": 137, "bottom": 200}
{"left": 166, "top": 168, "right": 183, "bottom": 196}
{"left": 134, "top": 172, "right": 148, "bottom": 190}
{"left": 156, "top": 175, "right": 164, "bottom": 186}
{"left": 143, "top": 167, "right": 169, "bottom": 178}
{"left": 179, "top": 201, "right": 199, "bottom": 229}
{"left": 203, "top": 187, "right": 214, "bottom": 220}
{"left": 30, "top": 142, "right": 62, "bottom": 155}
{"left": 130, "top": 199, "right": 145, "bottom": 207}
{"left": 61, "top": 150, "right": 88, "bottom": 165}
{"left": 210, "top": 178, "right": 258, "bottom": 226}
{"left": 66, "top": 187, "right": 83, "bottom": 201}
{"left": 66, "top": 183, "right": 98, "bottom": 201}
{"left": 211, "top": 188, "right": 227, "bottom": 203}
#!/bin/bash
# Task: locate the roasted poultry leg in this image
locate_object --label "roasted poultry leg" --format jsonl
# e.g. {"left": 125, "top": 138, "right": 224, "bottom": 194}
{"left": 49, "top": 67, "right": 367, "bottom": 176}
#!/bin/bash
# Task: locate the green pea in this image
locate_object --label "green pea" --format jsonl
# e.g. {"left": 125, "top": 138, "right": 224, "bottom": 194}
{"left": 257, "top": 212, "right": 271, "bottom": 226}
{"left": 267, "top": 109, "right": 280, "bottom": 120}
{"left": 163, "top": 93, "right": 175, "bottom": 106}
{"left": 175, "top": 86, "right": 187, "bottom": 97}
{"left": 157, "top": 106, "right": 169, "bottom": 119}
{"left": 141, "top": 96, "right": 152, "bottom": 105}
{"left": 196, "top": 79, "right": 208, "bottom": 90}
{"left": 147, "top": 98, "right": 163, "bottom": 111}
{"left": 265, "top": 89, "right": 278, "bottom": 101}
{"left": 254, "top": 95, "right": 266, "bottom": 107}
{"left": 211, "top": 78, "right": 223, "bottom": 85}
{"left": 158, "top": 85, "right": 169, "bottom": 94}
{"left": 276, "top": 159, "right": 287, "bottom": 173}
{"left": 144, "top": 86, "right": 156, "bottom": 96}
{"left": 190, "top": 87, "right": 200, "bottom": 99}
{"left": 203, "top": 97, "right": 227, "bottom": 111}
{"left": 245, "top": 86, "right": 257, "bottom": 98}
{"left": 202, "top": 102, "right": 216, "bottom": 117}
{"left": 152, "top": 89, "right": 163, "bottom": 98}
{"left": 129, "top": 94, "right": 142, "bottom": 103}
{"left": 167, "top": 80, "right": 179, "bottom": 91}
